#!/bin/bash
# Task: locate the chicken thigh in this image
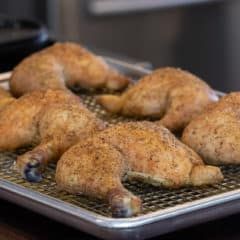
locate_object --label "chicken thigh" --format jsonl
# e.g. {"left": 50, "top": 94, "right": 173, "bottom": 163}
{"left": 56, "top": 122, "right": 223, "bottom": 217}
{"left": 0, "top": 88, "right": 104, "bottom": 181}
{"left": 182, "top": 92, "right": 240, "bottom": 165}
{"left": 10, "top": 42, "right": 130, "bottom": 97}
{"left": 97, "top": 67, "right": 218, "bottom": 131}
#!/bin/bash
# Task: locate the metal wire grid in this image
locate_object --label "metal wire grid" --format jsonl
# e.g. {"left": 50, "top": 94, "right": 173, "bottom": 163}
{"left": 0, "top": 93, "right": 239, "bottom": 218}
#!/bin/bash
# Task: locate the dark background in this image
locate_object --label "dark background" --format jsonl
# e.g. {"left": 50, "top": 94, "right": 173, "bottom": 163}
{"left": 0, "top": 0, "right": 240, "bottom": 92}
{"left": 1, "top": 198, "right": 240, "bottom": 240}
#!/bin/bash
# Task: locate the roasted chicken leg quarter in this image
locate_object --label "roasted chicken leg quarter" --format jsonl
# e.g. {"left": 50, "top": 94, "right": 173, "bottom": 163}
{"left": 97, "top": 67, "right": 218, "bottom": 132}
{"left": 56, "top": 122, "right": 223, "bottom": 218}
{"left": 0, "top": 88, "right": 104, "bottom": 181}
{"left": 10, "top": 42, "right": 130, "bottom": 97}
{"left": 182, "top": 92, "right": 240, "bottom": 165}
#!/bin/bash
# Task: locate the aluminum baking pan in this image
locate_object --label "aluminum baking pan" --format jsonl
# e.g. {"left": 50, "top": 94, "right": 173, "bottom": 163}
{"left": 0, "top": 59, "right": 235, "bottom": 240}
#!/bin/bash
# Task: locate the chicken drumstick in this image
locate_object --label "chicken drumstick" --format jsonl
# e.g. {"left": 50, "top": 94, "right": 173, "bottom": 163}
{"left": 97, "top": 67, "right": 218, "bottom": 132}
{"left": 56, "top": 122, "right": 223, "bottom": 217}
{"left": 10, "top": 42, "right": 130, "bottom": 97}
{"left": 0, "top": 88, "right": 104, "bottom": 181}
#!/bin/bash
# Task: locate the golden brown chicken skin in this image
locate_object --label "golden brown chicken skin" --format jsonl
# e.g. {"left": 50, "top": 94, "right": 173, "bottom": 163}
{"left": 56, "top": 121, "right": 223, "bottom": 218}
{"left": 97, "top": 67, "right": 218, "bottom": 132}
{"left": 0, "top": 87, "right": 15, "bottom": 110}
{"left": 182, "top": 92, "right": 240, "bottom": 165}
{"left": 0, "top": 87, "right": 12, "bottom": 99}
{"left": 10, "top": 42, "right": 130, "bottom": 97}
{"left": 0, "top": 88, "right": 104, "bottom": 182}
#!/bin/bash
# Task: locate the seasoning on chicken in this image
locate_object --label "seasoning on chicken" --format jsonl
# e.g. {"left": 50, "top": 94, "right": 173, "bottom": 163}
{"left": 56, "top": 122, "right": 223, "bottom": 218}
{"left": 10, "top": 42, "right": 130, "bottom": 97}
{"left": 0, "top": 88, "right": 104, "bottom": 182}
{"left": 182, "top": 92, "right": 240, "bottom": 165}
{"left": 97, "top": 67, "right": 218, "bottom": 132}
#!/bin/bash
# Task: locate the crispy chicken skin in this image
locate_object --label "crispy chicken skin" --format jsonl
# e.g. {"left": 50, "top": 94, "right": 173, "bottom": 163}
{"left": 10, "top": 42, "right": 130, "bottom": 97}
{"left": 0, "top": 87, "right": 15, "bottom": 110}
{"left": 0, "top": 87, "right": 12, "bottom": 99}
{"left": 97, "top": 67, "right": 218, "bottom": 131}
{"left": 182, "top": 92, "right": 240, "bottom": 165}
{"left": 0, "top": 88, "right": 104, "bottom": 181}
{"left": 56, "top": 122, "right": 223, "bottom": 217}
